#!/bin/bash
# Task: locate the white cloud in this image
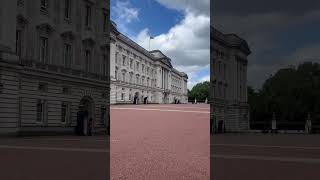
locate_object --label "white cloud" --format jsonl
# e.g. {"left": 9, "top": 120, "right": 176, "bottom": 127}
{"left": 199, "top": 75, "right": 210, "bottom": 82}
{"left": 155, "top": 0, "right": 210, "bottom": 16}
{"left": 172, "top": 65, "right": 209, "bottom": 90}
{"left": 112, "top": 0, "right": 210, "bottom": 89}
{"left": 112, "top": 0, "right": 139, "bottom": 34}
{"left": 133, "top": 11, "right": 210, "bottom": 88}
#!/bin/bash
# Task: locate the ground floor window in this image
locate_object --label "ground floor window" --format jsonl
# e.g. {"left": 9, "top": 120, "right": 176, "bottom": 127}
{"left": 36, "top": 100, "right": 46, "bottom": 123}
{"left": 121, "top": 93, "right": 125, "bottom": 100}
{"left": 61, "top": 102, "right": 70, "bottom": 124}
{"left": 129, "top": 94, "right": 132, "bottom": 100}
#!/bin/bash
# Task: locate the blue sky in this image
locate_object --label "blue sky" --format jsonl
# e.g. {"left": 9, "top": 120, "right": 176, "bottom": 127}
{"left": 111, "top": 0, "right": 183, "bottom": 37}
{"left": 111, "top": 0, "right": 210, "bottom": 89}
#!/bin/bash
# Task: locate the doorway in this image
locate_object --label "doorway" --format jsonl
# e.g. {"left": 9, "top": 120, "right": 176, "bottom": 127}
{"left": 133, "top": 92, "right": 139, "bottom": 104}
{"left": 77, "top": 96, "right": 94, "bottom": 135}
{"left": 144, "top": 97, "right": 148, "bottom": 104}
{"left": 218, "top": 120, "right": 224, "bottom": 133}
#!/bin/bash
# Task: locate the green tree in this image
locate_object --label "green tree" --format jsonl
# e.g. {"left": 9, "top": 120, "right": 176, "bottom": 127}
{"left": 248, "top": 62, "right": 320, "bottom": 130}
{"left": 189, "top": 81, "right": 210, "bottom": 102}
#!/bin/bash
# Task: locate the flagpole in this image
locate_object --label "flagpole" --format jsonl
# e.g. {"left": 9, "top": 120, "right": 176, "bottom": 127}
{"left": 149, "top": 36, "right": 154, "bottom": 51}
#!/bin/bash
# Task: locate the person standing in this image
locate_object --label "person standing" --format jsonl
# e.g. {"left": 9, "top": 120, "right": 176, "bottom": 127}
{"left": 271, "top": 112, "right": 277, "bottom": 134}
{"left": 305, "top": 113, "right": 312, "bottom": 134}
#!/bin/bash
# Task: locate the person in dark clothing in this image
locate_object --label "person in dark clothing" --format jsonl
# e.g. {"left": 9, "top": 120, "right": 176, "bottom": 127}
{"left": 88, "top": 118, "right": 93, "bottom": 136}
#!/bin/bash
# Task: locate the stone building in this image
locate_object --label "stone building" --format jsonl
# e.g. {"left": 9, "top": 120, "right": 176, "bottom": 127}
{"left": 110, "top": 22, "right": 188, "bottom": 104}
{"left": 0, "top": 0, "right": 110, "bottom": 135}
{"left": 211, "top": 27, "right": 251, "bottom": 133}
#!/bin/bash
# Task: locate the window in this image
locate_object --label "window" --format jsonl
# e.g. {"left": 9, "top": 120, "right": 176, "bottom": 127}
{"left": 85, "top": 50, "right": 91, "bottom": 72}
{"left": 122, "top": 56, "right": 126, "bottom": 66}
{"left": 61, "top": 103, "right": 69, "bottom": 124}
{"left": 223, "top": 63, "right": 226, "bottom": 80}
{"left": 16, "top": 30, "right": 22, "bottom": 56}
{"left": 142, "top": 64, "right": 145, "bottom": 73}
{"left": 39, "top": 37, "right": 48, "bottom": 63}
{"left": 136, "top": 62, "right": 139, "bottom": 71}
{"left": 129, "top": 94, "right": 132, "bottom": 100}
{"left": 130, "top": 73, "right": 133, "bottom": 82}
{"left": 102, "top": 55, "right": 107, "bottom": 76}
{"left": 136, "top": 76, "right": 139, "bottom": 84}
{"left": 130, "top": 59, "right": 133, "bottom": 69}
{"left": 115, "top": 52, "right": 118, "bottom": 64}
{"left": 121, "top": 93, "right": 124, "bottom": 100}
{"left": 85, "top": 5, "right": 91, "bottom": 27}
{"left": 64, "top": 0, "right": 71, "bottom": 19}
{"left": 38, "top": 83, "right": 48, "bottom": 92}
{"left": 122, "top": 72, "right": 125, "bottom": 81}
{"left": 64, "top": 43, "right": 72, "bottom": 68}
{"left": 41, "top": 0, "right": 48, "bottom": 10}
{"left": 62, "top": 87, "right": 70, "bottom": 94}
{"left": 115, "top": 70, "right": 118, "bottom": 79}
{"left": 103, "top": 12, "right": 108, "bottom": 32}
{"left": 36, "top": 100, "right": 45, "bottom": 123}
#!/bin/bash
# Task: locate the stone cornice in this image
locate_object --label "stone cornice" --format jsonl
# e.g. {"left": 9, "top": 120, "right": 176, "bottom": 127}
{"left": 212, "top": 27, "right": 251, "bottom": 55}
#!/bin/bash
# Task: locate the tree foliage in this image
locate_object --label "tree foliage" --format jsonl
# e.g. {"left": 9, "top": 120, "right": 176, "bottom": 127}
{"left": 249, "top": 62, "right": 320, "bottom": 129}
{"left": 189, "top": 81, "right": 210, "bottom": 102}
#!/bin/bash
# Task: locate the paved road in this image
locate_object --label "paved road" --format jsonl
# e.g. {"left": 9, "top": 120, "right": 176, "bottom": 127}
{"left": 211, "top": 134, "right": 320, "bottom": 180}
{"left": 111, "top": 104, "right": 210, "bottom": 180}
{"left": 0, "top": 136, "right": 109, "bottom": 180}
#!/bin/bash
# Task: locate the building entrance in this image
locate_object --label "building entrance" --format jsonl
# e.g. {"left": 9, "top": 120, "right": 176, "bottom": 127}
{"left": 144, "top": 97, "right": 148, "bottom": 104}
{"left": 133, "top": 92, "right": 139, "bottom": 104}
{"left": 218, "top": 120, "right": 224, "bottom": 133}
{"left": 76, "top": 96, "right": 94, "bottom": 135}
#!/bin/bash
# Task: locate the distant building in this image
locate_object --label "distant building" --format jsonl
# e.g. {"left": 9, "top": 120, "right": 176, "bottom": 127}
{"left": 0, "top": 0, "right": 109, "bottom": 135}
{"left": 110, "top": 22, "right": 188, "bottom": 104}
{"left": 211, "top": 27, "right": 251, "bottom": 133}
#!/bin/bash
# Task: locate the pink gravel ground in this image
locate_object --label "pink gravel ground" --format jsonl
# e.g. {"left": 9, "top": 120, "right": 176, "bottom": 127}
{"left": 110, "top": 104, "right": 210, "bottom": 180}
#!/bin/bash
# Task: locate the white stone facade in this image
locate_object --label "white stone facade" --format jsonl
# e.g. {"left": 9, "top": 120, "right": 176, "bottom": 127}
{"left": 110, "top": 22, "right": 188, "bottom": 104}
{"left": 211, "top": 27, "right": 251, "bottom": 132}
{"left": 0, "top": 0, "right": 110, "bottom": 135}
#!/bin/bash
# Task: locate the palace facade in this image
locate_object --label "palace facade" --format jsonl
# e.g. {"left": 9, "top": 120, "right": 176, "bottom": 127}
{"left": 110, "top": 22, "right": 188, "bottom": 104}
{"left": 211, "top": 27, "right": 251, "bottom": 133}
{"left": 0, "top": 0, "right": 110, "bottom": 135}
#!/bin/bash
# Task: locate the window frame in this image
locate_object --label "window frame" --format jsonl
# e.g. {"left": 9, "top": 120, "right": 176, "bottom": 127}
{"left": 16, "top": 30, "right": 22, "bottom": 57}
{"left": 40, "top": 0, "right": 48, "bottom": 11}
{"left": 36, "top": 99, "right": 46, "bottom": 124}
{"left": 64, "top": 43, "right": 72, "bottom": 68}
{"left": 39, "top": 36, "right": 48, "bottom": 64}
{"left": 85, "top": 50, "right": 91, "bottom": 73}
{"left": 64, "top": 0, "right": 71, "bottom": 20}
{"left": 85, "top": 5, "right": 92, "bottom": 28}
{"left": 61, "top": 102, "right": 70, "bottom": 125}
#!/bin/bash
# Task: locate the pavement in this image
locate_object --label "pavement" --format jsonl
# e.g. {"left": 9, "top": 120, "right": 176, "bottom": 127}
{"left": 0, "top": 135, "right": 109, "bottom": 180}
{"left": 110, "top": 104, "right": 210, "bottom": 180}
{"left": 211, "top": 134, "right": 320, "bottom": 180}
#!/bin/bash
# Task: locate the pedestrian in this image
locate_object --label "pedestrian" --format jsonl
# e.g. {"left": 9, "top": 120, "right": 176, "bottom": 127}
{"left": 271, "top": 112, "right": 276, "bottom": 134}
